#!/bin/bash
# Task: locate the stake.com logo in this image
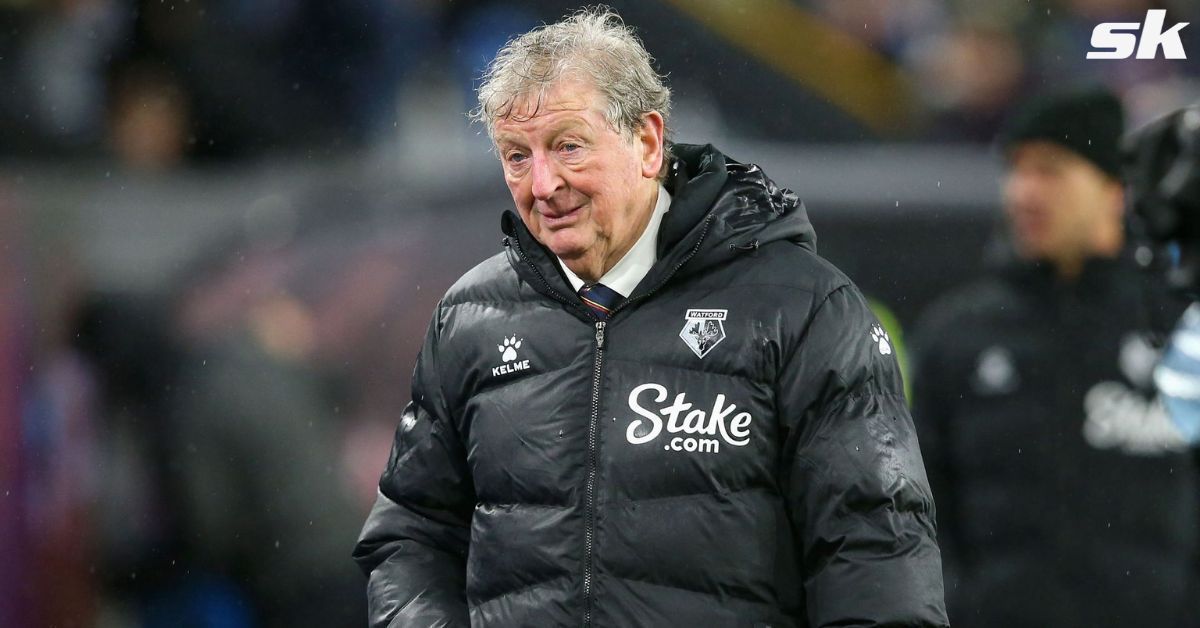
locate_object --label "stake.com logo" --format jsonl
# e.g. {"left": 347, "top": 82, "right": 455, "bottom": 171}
{"left": 624, "top": 383, "right": 753, "bottom": 455}
{"left": 1089, "top": 10, "right": 1189, "bottom": 59}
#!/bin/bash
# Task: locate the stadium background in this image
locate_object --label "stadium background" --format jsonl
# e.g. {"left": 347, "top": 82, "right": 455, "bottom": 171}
{"left": 0, "top": 0, "right": 1196, "bottom": 626}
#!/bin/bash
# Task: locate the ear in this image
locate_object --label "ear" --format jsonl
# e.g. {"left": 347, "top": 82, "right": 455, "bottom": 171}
{"left": 636, "top": 111, "right": 665, "bottom": 180}
{"left": 1104, "top": 177, "right": 1126, "bottom": 217}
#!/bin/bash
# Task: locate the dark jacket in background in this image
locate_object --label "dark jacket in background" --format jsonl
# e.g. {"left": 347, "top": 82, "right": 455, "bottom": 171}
{"left": 912, "top": 255, "right": 1200, "bottom": 628}
{"left": 355, "top": 144, "right": 948, "bottom": 627}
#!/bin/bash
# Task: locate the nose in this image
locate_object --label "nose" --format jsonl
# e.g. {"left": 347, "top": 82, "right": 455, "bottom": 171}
{"left": 529, "top": 152, "right": 564, "bottom": 202}
{"left": 1004, "top": 171, "right": 1037, "bottom": 212}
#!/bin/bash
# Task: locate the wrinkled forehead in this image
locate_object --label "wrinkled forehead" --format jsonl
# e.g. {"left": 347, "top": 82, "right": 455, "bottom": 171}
{"left": 491, "top": 78, "right": 608, "bottom": 134}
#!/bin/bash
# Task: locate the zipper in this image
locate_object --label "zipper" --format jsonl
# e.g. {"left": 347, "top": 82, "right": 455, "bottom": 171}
{"left": 505, "top": 234, "right": 604, "bottom": 625}
{"left": 580, "top": 218, "right": 712, "bottom": 625}
{"left": 582, "top": 321, "right": 606, "bottom": 627}
{"left": 507, "top": 217, "right": 712, "bottom": 626}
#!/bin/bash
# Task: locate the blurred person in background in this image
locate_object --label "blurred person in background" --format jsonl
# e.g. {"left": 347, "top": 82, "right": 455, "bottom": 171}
{"left": 10, "top": 193, "right": 429, "bottom": 626}
{"left": 72, "top": 292, "right": 256, "bottom": 628}
{"left": 169, "top": 283, "right": 366, "bottom": 628}
{"left": 908, "top": 16, "right": 1028, "bottom": 142}
{"left": 912, "top": 86, "right": 1199, "bottom": 627}
{"left": 18, "top": 276, "right": 261, "bottom": 627}
{"left": 105, "top": 56, "right": 194, "bottom": 171}
{"left": 354, "top": 7, "right": 947, "bottom": 628}
{"left": 0, "top": 0, "right": 424, "bottom": 161}
{"left": 165, "top": 215, "right": 437, "bottom": 627}
{"left": 5, "top": 0, "right": 128, "bottom": 155}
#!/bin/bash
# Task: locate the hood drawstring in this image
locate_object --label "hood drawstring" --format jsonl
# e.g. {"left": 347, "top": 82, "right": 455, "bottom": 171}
{"left": 730, "top": 239, "right": 760, "bottom": 252}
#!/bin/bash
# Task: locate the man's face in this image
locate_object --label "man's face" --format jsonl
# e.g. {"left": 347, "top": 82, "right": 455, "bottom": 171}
{"left": 1003, "top": 141, "right": 1122, "bottom": 262}
{"left": 493, "top": 79, "right": 663, "bottom": 275}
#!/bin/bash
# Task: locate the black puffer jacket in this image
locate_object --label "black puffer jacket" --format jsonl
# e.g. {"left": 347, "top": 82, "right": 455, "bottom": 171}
{"left": 354, "top": 144, "right": 948, "bottom": 627}
{"left": 912, "top": 257, "right": 1199, "bottom": 628}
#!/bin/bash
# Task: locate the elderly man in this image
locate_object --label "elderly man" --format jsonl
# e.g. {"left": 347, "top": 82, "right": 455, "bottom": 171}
{"left": 354, "top": 8, "right": 947, "bottom": 627}
{"left": 911, "top": 88, "right": 1199, "bottom": 627}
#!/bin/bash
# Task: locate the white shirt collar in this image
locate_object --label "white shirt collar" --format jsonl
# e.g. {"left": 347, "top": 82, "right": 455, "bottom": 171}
{"left": 559, "top": 184, "right": 671, "bottom": 298}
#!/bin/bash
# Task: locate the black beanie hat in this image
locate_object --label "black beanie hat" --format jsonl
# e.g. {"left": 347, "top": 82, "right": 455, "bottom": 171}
{"left": 999, "top": 86, "right": 1126, "bottom": 179}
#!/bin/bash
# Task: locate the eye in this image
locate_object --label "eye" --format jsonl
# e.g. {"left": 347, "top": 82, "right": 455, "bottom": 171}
{"left": 559, "top": 142, "right": 584, "bottom": 159}
{"left": 505, "top": 150, "right": 529, "bottom": 166}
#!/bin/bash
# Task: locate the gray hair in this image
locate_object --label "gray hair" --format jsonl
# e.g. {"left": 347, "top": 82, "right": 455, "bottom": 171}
{"left": 473, "top": 7, "right": 672, "bottom": 147}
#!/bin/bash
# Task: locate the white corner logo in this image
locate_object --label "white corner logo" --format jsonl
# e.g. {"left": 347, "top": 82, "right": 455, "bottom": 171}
{"left": 870, "top": 324, "right": 892, "bottom": 356}
{"left": 1089, "top": 10, "right": 1189, "bottom": 59}
{"left": 492, "top": 335, "right": 530, "bottom": 377}
{"left": 680, "top": 309, "right": 727, "bottom": 358}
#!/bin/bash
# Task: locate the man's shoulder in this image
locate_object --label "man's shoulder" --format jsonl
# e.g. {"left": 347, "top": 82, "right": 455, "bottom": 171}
{"left": 743, "top": 239, "right": 855, "bottom": 301}
{"left": 440, "top": 251, "right": 520, "bottom": 308}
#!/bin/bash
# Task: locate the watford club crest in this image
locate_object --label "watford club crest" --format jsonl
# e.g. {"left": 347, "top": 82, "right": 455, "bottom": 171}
{"left": 680, "top": 309, "right": 727, "bottom": 358}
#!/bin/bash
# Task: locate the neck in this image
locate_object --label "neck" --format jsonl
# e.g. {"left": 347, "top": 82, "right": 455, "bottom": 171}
{"left": 1053, "top": 228, "right": 1124, "bottom": 281}
{"left": 565, "top": 182, "right": 659, "bottom": 283}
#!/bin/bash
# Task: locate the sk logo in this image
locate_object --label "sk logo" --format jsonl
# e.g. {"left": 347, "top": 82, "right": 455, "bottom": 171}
{"left": 680, "top": 309, "right": 727, "bottom": 358}
{"left": 1089, "top": 9, "right": 1189, "bottom": 59}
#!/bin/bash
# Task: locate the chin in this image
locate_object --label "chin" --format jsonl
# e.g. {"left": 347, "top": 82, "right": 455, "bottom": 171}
{"left": 540, "top": 230, "right": 590, "bottom": 259}
{"left": 1016, "top": 244, "right": 1053, "bottom": 261}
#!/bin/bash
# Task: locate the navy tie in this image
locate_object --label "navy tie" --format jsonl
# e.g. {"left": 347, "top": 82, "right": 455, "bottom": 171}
{"left": 578, "top": 283, "right": 623, "bottom": 320}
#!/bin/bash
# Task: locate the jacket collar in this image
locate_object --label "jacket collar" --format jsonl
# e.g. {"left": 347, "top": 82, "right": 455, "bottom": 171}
{"left": 502, "top": 143, "right": 815, "bottom": 316}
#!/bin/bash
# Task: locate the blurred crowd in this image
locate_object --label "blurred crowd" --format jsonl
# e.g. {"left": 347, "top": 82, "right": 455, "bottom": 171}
{"left": 0, "top": 0, "right": 1197, "bottom": 169}
{"left": 1, "top": 204, "right": 456, "bottom": 626}
{"left": 1, "top": 1, "right": 1199, "bottom": 627}
{"left": 0, "top": 0, "right": 540, "bottom": 166}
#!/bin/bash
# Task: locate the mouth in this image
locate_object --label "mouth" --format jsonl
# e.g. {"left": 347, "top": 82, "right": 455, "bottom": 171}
{"left": 539, "top": 204, "right": 585, "bottom": 229}
{"left": 1015, "top": 212, "right": 1047, "bottom": 234}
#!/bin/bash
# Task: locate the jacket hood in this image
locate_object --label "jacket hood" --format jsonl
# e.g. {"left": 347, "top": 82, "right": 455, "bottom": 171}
{"left": 501, "top": 143, "right": 815, "bottom": 306}
{"left": 658, "top": 143, "right": 815, "bottom": 276}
